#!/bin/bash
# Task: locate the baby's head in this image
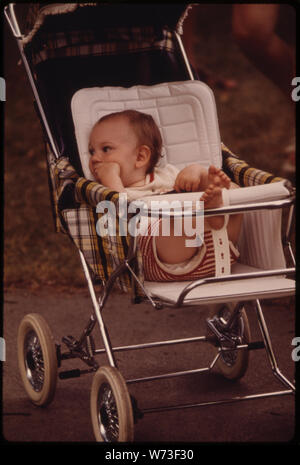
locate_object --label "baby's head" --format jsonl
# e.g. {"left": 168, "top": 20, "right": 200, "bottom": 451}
{"left": 89, "top": 110, "right": 162, "bottom": 178}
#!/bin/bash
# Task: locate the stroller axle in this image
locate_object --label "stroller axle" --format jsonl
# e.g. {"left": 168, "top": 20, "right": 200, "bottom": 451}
{"left": 59, "top": 368, "right": 96, "bottom": 380}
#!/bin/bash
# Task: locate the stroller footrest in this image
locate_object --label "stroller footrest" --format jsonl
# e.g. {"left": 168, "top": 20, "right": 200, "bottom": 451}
{"left": 247, "top": 341, "right": 265, "bottom": 350}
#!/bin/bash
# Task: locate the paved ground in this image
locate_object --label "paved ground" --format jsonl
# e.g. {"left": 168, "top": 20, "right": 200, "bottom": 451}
{"left": 2, "top": 288, "right": 296, "bottom": 445}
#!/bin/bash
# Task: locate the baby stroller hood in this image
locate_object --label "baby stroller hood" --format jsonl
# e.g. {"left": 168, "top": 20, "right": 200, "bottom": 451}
{"left": 22, "top": 3, "right": 192, "bottom": 45}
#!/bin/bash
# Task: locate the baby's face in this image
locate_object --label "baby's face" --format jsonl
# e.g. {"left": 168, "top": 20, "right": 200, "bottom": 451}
{"left": 88, "top": 117, "right": 140, "bottom": 186}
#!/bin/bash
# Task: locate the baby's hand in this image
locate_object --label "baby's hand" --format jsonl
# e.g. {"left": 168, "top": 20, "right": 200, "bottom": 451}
{"left": 91, "top": 161, "right": 124, "bottom": 192}
{"left": 174, "top": 164, "right": 205, "bottom": 192}
{"left": 92, "top": 161, "right": 120, "bottom": 181}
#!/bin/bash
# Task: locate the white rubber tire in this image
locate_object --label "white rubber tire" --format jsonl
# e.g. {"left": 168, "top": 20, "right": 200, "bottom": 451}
{"left": 90, "top": 366, "right": 134, "bottom": 442}
{"left": 17, "top": 313, "right": 57, "bottom": 406}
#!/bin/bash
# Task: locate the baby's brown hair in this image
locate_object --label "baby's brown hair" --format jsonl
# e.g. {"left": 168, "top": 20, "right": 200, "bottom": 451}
{"left": 95, "top": 110, "right": 163, "bottom": 174}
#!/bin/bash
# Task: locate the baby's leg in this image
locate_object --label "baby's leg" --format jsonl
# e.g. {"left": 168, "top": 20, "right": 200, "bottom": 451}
{"left": 155, "top": 168, "right": 234, "bottom": 264}
{"left": 226, "top": 183, "right": 243, "bottom": 245}
{"left": 201, "top": 183, "right": 225, "bottom": 230}
{"left": 200, "top": 166, "right": 231, "bottom": 229}
{"left": 201, "top": 167, "right": 244, "bottom": 236}
{"left": 154, "top": 220, "right": 199, "bottom": 264}
{"left": 201, "top": 179, "right": 243, "bottom": 241}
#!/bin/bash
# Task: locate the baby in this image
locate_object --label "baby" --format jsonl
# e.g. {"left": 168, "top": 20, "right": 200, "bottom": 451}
{"left": 88, "top": 110, "right": 242, "bottom": 281}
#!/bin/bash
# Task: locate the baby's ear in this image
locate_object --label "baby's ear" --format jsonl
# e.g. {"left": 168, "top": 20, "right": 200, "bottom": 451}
{"left": 136, "top": 145, "right": 151, "bottom": 168}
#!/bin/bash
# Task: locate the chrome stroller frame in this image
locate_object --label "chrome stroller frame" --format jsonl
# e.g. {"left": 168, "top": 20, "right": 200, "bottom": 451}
{"left": 5, "top": 3, "right": 296, "bottom": 442}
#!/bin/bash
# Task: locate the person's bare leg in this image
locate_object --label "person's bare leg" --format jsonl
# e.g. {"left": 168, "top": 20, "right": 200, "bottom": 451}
{"left": 232, "top": 4, "right": 295, "bottom": 97}
{"left": 182, "top": 5, "right": 237, "bottom": 90}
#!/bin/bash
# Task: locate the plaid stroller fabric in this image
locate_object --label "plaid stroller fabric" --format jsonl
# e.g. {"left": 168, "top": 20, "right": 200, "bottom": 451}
{"left": 47, "top": 143, "right": 287, "bottom": 294}
{"left": 27, "top": 26, "right": 176, "bottom": 66}
{"left": 48, "top": 150, "right": 139, "bottom": 293}
{"left": 23, "top": 3, "right": 189, "bottom": 65}
{"left": 221, "top": 143, "right": 284, "bottom": 186}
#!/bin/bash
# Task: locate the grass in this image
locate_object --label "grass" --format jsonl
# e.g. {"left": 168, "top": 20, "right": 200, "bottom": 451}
{"left": 3, "top": 5, "right": 295, "bottom": 290}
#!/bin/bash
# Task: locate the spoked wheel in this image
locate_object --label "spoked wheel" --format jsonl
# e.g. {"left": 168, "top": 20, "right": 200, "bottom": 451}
{"left": 90, "top": 366, "right": 134, "bottom": 442}
{"left": 17, "top": 313, "right": 58, "bottom": 406}
{"left": 212, "top": 303, "right": 251, "bottom": 380}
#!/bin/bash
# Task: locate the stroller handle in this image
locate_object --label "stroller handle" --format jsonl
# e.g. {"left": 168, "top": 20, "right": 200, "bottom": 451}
{"left": 4, "top": 4, "right": 22, "bottom": 39}
{"left": 5, "top": 3, "right": 61, "bottom": 159}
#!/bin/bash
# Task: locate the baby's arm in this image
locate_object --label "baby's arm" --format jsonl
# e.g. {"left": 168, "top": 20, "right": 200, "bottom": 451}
{"left": 92, "top": 161, "right": 125, "bottom": 192}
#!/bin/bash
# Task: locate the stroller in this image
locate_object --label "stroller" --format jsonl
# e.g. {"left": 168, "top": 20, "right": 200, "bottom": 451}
{"left": 5, "top": 4, "right": 295, "bottom": 442}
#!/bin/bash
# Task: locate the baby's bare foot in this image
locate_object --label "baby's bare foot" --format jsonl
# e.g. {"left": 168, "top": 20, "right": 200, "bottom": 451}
{"left": 201, "top": 184, "right": 225, "bottom": 229}
{"left": 208, "top": 165, "right": 231, "bottom": 189}
{"left": 201, "top": 184, "right": 223, "bottom": 209}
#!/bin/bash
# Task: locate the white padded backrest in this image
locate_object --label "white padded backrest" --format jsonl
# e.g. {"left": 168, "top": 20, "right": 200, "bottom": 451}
{"left": 71, "top": 80, "right": 222, "bottom": 180}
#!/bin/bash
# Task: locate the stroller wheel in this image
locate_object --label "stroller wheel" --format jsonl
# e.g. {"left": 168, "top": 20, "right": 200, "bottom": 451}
{"left": 17, "top": 313, "right": 58, "bottom": 406}
{"left": 90, "top": 366, "right": 134, "bottom": 442}
{"left": 213, "top": 304, "right": 251, "bottom": 380}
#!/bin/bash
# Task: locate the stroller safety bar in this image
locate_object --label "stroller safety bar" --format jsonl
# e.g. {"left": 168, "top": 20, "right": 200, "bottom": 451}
{"left": 134, "top": 179, "right": 294, "bottom": 218}
{"left": 135, "top": 196, "right": 294, "bottom": 219}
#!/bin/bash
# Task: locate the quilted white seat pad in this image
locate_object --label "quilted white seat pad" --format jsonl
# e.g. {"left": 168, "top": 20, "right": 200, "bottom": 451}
{"left": 71, "top": 81, "right": 222, "bottom": 180}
